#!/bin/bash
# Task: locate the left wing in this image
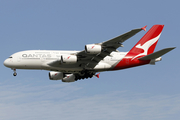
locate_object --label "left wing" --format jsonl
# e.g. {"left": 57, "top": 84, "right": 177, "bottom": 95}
{"left": 76, "top": 26, "right": 147, "bottom": 69}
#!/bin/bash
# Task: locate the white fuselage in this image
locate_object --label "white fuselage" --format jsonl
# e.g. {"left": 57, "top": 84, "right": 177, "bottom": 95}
{"left": 4, "top": 50, "right": 127, "bottom": 73}
{"left": 3, "top": 25, "right": 172, "bottom": 82}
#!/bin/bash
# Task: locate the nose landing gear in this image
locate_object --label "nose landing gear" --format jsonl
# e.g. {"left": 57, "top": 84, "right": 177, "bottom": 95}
{"left": 12, "top": 69, "right": 17, "bottom": 76}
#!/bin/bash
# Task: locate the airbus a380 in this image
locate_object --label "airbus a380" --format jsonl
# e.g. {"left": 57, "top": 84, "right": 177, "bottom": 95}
{"left": 4, "top": 25, "right": 175, "bottom": 82}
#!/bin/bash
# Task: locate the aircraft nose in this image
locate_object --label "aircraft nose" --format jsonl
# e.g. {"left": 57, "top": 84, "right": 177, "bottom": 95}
{"left": 4, "top": 59, "right": 11, "bottom": 68}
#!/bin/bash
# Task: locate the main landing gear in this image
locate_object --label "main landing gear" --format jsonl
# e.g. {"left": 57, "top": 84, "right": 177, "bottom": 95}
{"left": 12, "top": 69, "right": 17, "bottom": 76}
{"left": 75, "top": 70, "right": 100, "bottom": 81}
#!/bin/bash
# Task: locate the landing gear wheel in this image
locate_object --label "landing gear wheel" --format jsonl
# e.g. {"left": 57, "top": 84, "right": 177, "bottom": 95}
{"left": 12, "top": 69, "right": 17, "bottom": 76}
{"left": 13, "top": 72, "right": 17, "bottom": 76}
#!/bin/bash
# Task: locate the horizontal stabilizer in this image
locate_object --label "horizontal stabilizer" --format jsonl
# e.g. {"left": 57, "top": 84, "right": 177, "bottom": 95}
{"left": 138, "top": 47, "right": 176, "bottom": 60}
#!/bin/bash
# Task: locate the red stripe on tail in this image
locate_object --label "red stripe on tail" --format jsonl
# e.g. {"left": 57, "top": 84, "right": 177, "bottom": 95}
{"left": 113, "top": 25, "right": 164, "bottom": 70}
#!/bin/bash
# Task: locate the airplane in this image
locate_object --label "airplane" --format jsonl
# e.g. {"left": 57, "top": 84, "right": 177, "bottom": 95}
{"left": 4, "top": 25, "right": 175, "bottom": 82}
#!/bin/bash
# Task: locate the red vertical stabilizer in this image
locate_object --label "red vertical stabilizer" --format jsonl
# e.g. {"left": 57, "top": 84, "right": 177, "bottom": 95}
{"left": 113, "top": 25, "right": 164, "bottom": 70}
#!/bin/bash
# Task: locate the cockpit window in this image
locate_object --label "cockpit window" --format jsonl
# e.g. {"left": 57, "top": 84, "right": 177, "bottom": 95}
{"left": 9, "top": 56, "right": 13, "bottom": 58}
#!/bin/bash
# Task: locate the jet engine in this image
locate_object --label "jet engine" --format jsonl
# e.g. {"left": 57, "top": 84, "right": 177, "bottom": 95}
{"left": 49, "top": 71, "right": 64, "bottom": 80}
{"left": 61, "top": 55, "right": 77, "bottom": 64}
{"left": 62, "top": 74, "right": 75, "bottom": 82}
{"left": 85, "top": 44, "right": 102, "bottom": 54}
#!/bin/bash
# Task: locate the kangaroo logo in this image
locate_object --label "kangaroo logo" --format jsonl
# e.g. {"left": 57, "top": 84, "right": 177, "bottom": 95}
{"left": 91, "top": 46, "right": 95, "bottom": 49}
{"left": 131, "top": 33, "right": 161, "bottom": 60}
{"left": 67, "top": 56, "right": 71, "bottom": 59}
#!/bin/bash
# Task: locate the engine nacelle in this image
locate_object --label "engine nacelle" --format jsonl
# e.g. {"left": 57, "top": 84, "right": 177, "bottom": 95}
{"left": 61, "top": 55, "right": 77, "bottom": 64}
{"left": 85, "top": 44, "right": 102, "bottom": 54}
{"left": 62, "top": 74, "right": 75, "bottom": 82}
{"left": 49, "top": 71, "right": 64, "bottom": 80}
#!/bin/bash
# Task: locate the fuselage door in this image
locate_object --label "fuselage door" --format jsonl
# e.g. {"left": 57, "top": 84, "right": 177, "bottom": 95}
{"left": 17, "top": 56, "right": 21, "bottom": 62}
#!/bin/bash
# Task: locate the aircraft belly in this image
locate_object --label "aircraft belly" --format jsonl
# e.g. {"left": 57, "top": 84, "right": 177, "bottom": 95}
{"left": 93, "top": 62, "right": 112, "bottom": 71}
{"left": 17, "top": 59, "right": 42, "bottom": 69}
{"left": 41, "top": 63, "right": 83, "bottom": 72}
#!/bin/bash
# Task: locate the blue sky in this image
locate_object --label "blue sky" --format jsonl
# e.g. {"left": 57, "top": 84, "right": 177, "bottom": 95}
{"left": 0, "top": 0, "right": 180, "bottom": 120}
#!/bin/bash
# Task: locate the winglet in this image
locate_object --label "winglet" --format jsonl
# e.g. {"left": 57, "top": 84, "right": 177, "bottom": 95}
{"left": 141, "top": 25, "right": 147, "bottom": 31}
{"left": 95, "top": 73, "right": 100, "bottom": 78}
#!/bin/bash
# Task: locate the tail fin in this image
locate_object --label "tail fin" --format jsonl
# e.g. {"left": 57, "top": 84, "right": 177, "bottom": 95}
{"left": 129, "top": 25, "right": 164, "bottom": 60}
